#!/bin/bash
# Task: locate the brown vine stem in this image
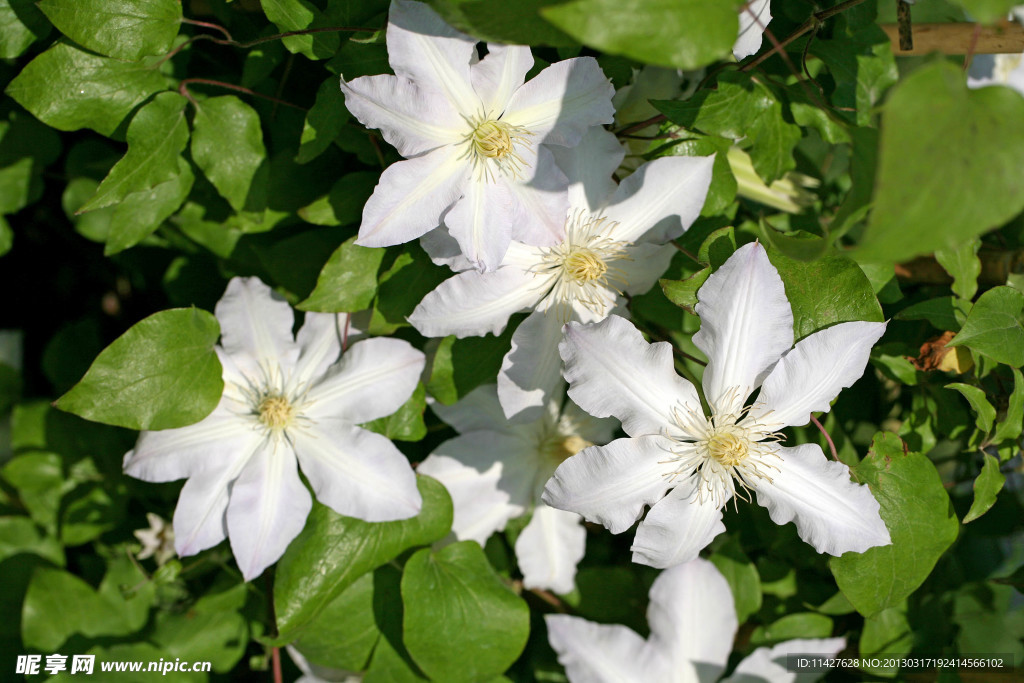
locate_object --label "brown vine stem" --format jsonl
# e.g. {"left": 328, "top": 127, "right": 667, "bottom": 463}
{"left": 271, "top": 647, "right": 282, "bottom": 683}
{"left": 740, "top": 0, "right": 870, "bottom": 73}
{"left": 810, "top": 414, "right": 839, "bottom": 460}
{"left": 178, "top": 78, "right": 307, "bottom": 110}
{"left": 181, "top": 17, "right": 379, "bottom": 49}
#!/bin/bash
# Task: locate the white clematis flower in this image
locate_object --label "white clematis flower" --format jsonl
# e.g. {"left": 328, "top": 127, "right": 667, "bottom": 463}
{"left": 545, "top": 242, "right": 891, "bottom": 568}
{"left": 340, "top": 0, "right": 615, "bottom": 271}
{"left": 418, "top": 384, "right": 616, "bottom": 594}
{"left": 734, "top": 0, "right": 772, "bottom": 60}
{"left": 968, "top": 52, "right": 1024, "bottom": 95}
{"left": 123, "top": 278, "right": 425, "bottom": 581}
{"left": 409, "top": 128, "right": 713, "bottom": 421}
{"left": 134, "top": 512, "right": 176, "bottom": 566}
{"left": 547, "top": 557, "right": 846, "bottom": 683}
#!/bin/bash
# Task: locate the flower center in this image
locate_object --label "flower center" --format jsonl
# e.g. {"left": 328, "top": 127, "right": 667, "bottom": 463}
{"left": 258, "top": 395, "right": 295, "bottom": 431}
{"left": 544, "top": 434, "right": 593, "bottom": 463}
{"left": 562, "top": 248, "right": 609, "bottom": 284}
{"left": 461, "top": 115, "right": 533, "bottom": 181}
{"left": 535, "top": 210, "right": 631, "bottom": 319}
{"left": 663, "top": 399, "right": 783, "bottom": 508}
{"left": 706, "top": 431, "right": 748, "bottom": 468}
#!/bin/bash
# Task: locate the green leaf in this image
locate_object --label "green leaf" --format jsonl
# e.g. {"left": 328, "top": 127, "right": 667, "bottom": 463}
{"left": 767, "top": 246, "right": 884, "bottom": 340}
{"left": 151, "top": 585, "right": 249, "bottom": 672}
{"left": 425, "top": 323, "right": 517, "bottom": 405}
{"left": 542, "top": 0, "right": 740, "bottom": 71}
{"left": 294, "top": 572, "right": 379, "bottom": 671}
{"left": 896, "top": 296, "right": 964, "bottom": 333}
{"left": 299, "top": 171, "right": 378, "bottom": 227}
{"left": 948, "top": 0, "right": 1020, "bottom": 23}
{"left": 749, "top": 613, "right": 833, "bottom": 646}
{"left": 79, "top": 92, "right": 189, "bottom": 212}
{"left": 362, "top": 383, "right": 427, "bottom": 442}
{"left": 947, "top": 286, "right": 1024, "bottom": 367}
{"left": 55, "top": 308, "right": 223, "bottom": 430}
{"left": 428, "top": 0, "right": 575, "bottom": 46}
{"left": 963, "top": 453, "right": 1005, "bottom": 524}
{"left": 993, "top": 367, "right": 1024, "bottom": 445}
{"left": 0, "top": 517, "right": 64, "bottom": 567}
{"left": 22, "top": 561, "right": 154, "bottom": 651}
{"left": 810, "top": 26, "right": 897, "bottom": 128}
{"left": 860, "top": 605, "right": 913, "bottom": 676}
{"left": 859, "top": 62, "right": 1024, "bottom": 262}
{"left": 261, "top": 0, "right": 339, "bottom": 59}
{"left": 297, "top": 77, "right": 350, "bottom": 164}
{"left": 0, "top": 216, "right": 10, "bottom": 256}
{"left": 2, "top": 452, "right": 65, "bottom": 532}
{"left": 655, "top": 72, "right": 800, "bottom": 182}
{"left": 5, "top": 41, "right": 168, "bottom": 137}
{"left": 0, "top": 111, "right": 63, "bottom": 215}
{"left": 371, "top": 245, "right": 451, "bottom": 334}
{"left": 38, "top": 0, "right": 182, "bottom": 61}
{"left": 830, "top": 432, "right": 959, "bottom": 617}
{"left": 709, "top": 536, "right": 762, "bottom": 623}
{"left": 300, "top": 235, "right": 385, "bottom": 312}
{"left": 660, "top": 267, "right": 711, "bottom": 315}
{"left": 273, "top": 475, "right": 452, "bottom": 642}
{"left": 946, "top": 383, "right": 996, "bottom": 433}
{"left": 104, "top": 155, "right": 194, "bottom": 255}
{"left": 402, "top": 541, "right": 529, "bottom": 683}
{"left": 364, "top": 565, "right": 430, "bottom": 683}
{"left": 61, "top": 484, "right": 117, "bottom": 546}
{"left": 190, "top": 95, "right": 267, "bottom": 212}
{"left": 0, "top": 0, "right": 50, "bottom": 58}
{"left": 936, "top": 238, "right": 982, "bottom": 301}
{"left": 697, "top": 225, "right": 735, "bottom": 269}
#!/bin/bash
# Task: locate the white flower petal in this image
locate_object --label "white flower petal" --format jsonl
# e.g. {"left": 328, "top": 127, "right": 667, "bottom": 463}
{"left": 504, "top": 144, "right": 570, "bottom": 246}
{"left": 560, "top": 316, "right": 701, "bottom": 438}
{"left": 124, "top": 406, "right": 258, "bottom": 482}
{"left": 419, "top": 223, "right": 475, "bottom": 272}
{"left": 721, "top": 637, "right": 846, "bottom": 683}
{"left": 471, "top": 44, "right": 533, "bottom": 115}
{"left": 620, "top": 243, "right": 677, "bottom": 296}
{"left": 603, "top": 155, "right": 714, "bottom": 244}
{"left": 551, "top": 127, "right": 622, "bottom": 212}
{"left": 631, "top": 478, "right": 727, "bottom": 568}
{"left": 408, "top": 267, "right": 548, "bottom": 338}
{"left": 430, "top": 383, "right": 507, "bottom": 433}
{"left": 356, "top": 146, "right": 469, "bottom": 248}
{"left": 306, "top": 337, "right": 425, "bottom": 423}
{"left": 294, "top": 419, "right": 422, "bottom": 522}
{"left": 290, "top": 312, "right": 343, "bottom": 393}
{"left": 498, "top": 309, "right": 567, "bottom": 422}
{"left": 645, "top": 558, "right": 737, "bottom": 679}
{"left": 340, "top": 74, "right": 462, "bottom": 157}
{"left": 427, "top": 430, "right": 539, "bottom": 508}
{"left": 543, "top": 435, "right": 676, "bottom": 534}
{"left": 755, "top": 321, "right": 887, "bottom": 429}
{"left": 734, "top": 0, "right": 773, "bottom": 60}
{"left": 226, "top": 441, "right": 311, "bottom": 581}
{"left": 446, "top": 176, "right": 517, "bottom": 271}
{"left": 754, "top": 444, "right": 890, "bottom": 556}
{"left": 385, "top": 0, "right": 479, "bottom": 116}
{"left": 418, "top": 453, "right": 519, "bottom": 544}
{"left": 546, "top": 614, "right": 662, "bottom": 683}
{"left": 693, "top": 242, "right": 794, "bottom": 415}
{"left": 502, "top": 57, "right": 615, "bottom": 146}
{"left": 516, "top": 504, "right": 586, "bottom": 594}
{"left": 215, "top": 277, "right": 298, "bottom": 375}
{"left": 173, "top": 456, "right": 250, "bottom": 558}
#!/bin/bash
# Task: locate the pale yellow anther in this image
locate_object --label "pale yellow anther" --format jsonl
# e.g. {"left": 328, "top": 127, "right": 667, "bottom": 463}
{"left": 258, "top": 395, "right": 294, "bottom": 431}
{"left": 563, "top": 249, "right": 609, "bottom": 284}
{"left": 707, "top": 432, "right": 748, "bottom": 468}
{"left": 471, "top": 119, "right": 515, "bottom": 159}
{"left": 545, "top": 434, "right": 593, "bottom": 463}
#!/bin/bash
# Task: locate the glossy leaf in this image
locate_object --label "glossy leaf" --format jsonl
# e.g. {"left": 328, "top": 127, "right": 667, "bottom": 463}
{"left": 993, "top": 367, "right": 1024, "bottom": 446}
{"left": 190, "top": 96, "right": 267, "bottom": 213}
{"left": 935, "top": 238, "right": 982, "bottom": 301}
{"left": 963, "top": 453, "right": 1005, "bottom": 524}
{"left": 55, "top": 308, "right": 223, "bottom": 430}
{"left": 830, "top": 433, "right": 959, "bottom": 617}
{"left": 38, "top": 0, "right": 182, "bottom": 61}
{"left": 948, "top": 286, "right": 1024, "bottom": 367}
{"left": 6, "top": 41, "right": 168, "bottom": 136}
{"left": 0, "top": 0, "right": 50, "bottom": 58}
{"left": 300, "top": 235, "right": 385, "bottom": 312}
{"left": 946, "top": 383, "right": 995, "bottom": 434}
{"left": 294, "top": 572, "right": 379, "bottom": 672}
{"left": 273, "top": 475, "right": 452, "bottom": 643}
{"left": 402, "top": 541, "right": 529, "bottom": 683}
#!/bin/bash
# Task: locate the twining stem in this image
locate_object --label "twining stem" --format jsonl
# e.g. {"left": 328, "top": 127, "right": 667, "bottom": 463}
{"left": 271, "top": 647, "right": 282, "bottom": 683}
{"left": 810, "top": 414, "right": 838, "bottom": 460}
{"left": 180, "top": 17, "right": 380, "bottom": 49}
{"left": 178, "top": 78, "right": 307, "bottom": 110}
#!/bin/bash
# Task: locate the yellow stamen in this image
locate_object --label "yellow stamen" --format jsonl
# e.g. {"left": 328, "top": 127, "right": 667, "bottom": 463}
{"left": 258, "top": 395, "right": 294, "bottom": 431}
{"left": 563, "top": 249, "right": 609, "bottom": 283}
